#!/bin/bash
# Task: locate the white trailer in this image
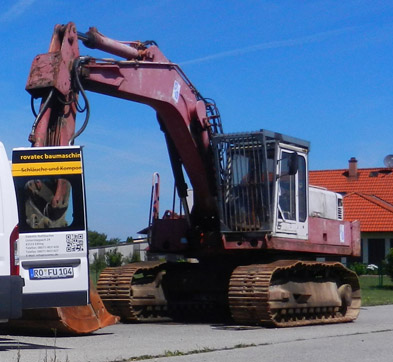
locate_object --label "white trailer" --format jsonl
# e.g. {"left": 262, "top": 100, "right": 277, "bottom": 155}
{"left": 0, "top": 142, "right": 23, "bottom": 321}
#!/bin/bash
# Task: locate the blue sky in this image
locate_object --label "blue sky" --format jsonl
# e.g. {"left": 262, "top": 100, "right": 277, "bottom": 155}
{"left": 1, "top": 0, "right": 392, "bottom": 239}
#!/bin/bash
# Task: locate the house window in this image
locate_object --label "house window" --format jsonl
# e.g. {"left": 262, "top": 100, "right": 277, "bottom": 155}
{"left": 368, "top": 239, "right": 385, "bottom": 265}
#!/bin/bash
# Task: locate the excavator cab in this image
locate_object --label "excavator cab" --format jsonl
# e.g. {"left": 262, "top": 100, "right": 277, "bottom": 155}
{"left": 212, "top": 130, "right": 309, "bottom": 240}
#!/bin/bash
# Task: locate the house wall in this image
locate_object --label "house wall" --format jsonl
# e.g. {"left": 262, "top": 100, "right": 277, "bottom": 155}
{"left": 361, "top": 232, "right": 393, "bottom": 265}
{"left": 317, "top": 232, "right": 393, "bottom": 267}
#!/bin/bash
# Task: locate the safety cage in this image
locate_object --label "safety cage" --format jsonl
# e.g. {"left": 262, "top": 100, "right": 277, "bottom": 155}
{"left": 211, "top": 132, "right": 275, "bottom": 234}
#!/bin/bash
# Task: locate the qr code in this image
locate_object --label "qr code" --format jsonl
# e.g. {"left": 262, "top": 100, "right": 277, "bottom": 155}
{"left": 66, "top": 234, "right": 84, "bottom": 252}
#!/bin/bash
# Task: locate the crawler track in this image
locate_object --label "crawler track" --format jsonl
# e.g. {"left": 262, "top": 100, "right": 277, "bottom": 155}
{"left": 229, "top": 260, "right": 361, "bottom": 327}
{"left": 97, "top": 261, "right": 168, "bottom": 322}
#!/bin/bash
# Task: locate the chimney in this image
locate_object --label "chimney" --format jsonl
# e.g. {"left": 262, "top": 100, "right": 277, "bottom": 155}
{"left": 348, "top": 157, "right": 358, "bottom": 179}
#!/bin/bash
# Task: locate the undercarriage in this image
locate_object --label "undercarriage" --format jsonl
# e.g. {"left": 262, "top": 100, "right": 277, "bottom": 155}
{"left": 97, "top": 259, "right": 360, "bottom": 327}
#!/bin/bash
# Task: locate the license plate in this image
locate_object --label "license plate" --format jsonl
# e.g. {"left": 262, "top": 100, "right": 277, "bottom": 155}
{"left": 29, "top": 266, "right": 74, "bottom": 280}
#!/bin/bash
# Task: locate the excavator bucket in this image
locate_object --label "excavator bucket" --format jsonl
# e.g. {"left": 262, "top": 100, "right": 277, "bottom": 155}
{"left": 7, "top": 282, "right": 119, "bottom": 335}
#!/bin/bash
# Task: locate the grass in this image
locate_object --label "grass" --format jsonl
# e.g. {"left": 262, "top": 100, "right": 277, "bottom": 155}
{"left": 126, "top": 344, "right": 257, "bottom": 361}
{"left": 359, "top": 275, "right": 393, "bottom": 306}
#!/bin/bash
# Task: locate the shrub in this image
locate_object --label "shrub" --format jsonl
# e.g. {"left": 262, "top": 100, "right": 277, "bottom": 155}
{"left": 386, "top": 248, "right": 393, "bottom": 281}
{"left": 123, "top": 250, "right": 141, "bottom": 264}
{"left": 366, "top": 264, "right": 379, "bottom": 275}
{"left": 349, "top": 262, "right": 368, "bottom": 276}
{"left": 90, "top": 254, "right": 107, "bottom": 284}
{"left": 90, "top": 254, "right": 107, "bottom": 274}
{"left": 130, "top": 249, "right": 141, "bottom": 263}
{"left": 105, "top": 248, "right": 123, "bottom": 267}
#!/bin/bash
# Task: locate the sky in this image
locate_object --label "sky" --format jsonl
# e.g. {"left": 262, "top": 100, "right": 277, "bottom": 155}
{"left": 0, "top": 0, "right": 392, "bottom": 239}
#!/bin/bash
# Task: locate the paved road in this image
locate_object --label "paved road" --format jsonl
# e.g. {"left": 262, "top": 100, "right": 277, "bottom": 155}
{"left": 1, "top": 305, "right": 393, "bottom": 362}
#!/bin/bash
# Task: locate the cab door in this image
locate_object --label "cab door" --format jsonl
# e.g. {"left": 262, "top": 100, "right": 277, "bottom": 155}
{"left": 274, "top": 144, "right": 308, "bottom": 239}
{"left": 12, "top": 146, "right": 89, "bottom": 308}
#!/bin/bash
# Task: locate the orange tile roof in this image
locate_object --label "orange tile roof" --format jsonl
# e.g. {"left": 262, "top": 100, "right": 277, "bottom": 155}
{"left": 309, "top": 167, "right": 393, "bottom": 232}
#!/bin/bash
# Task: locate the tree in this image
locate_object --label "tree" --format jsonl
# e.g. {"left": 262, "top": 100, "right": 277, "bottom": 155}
{"left": 88, "top": 230, "right": 123, "bottom": 247}
{"left": 88, "top": 230, "right": 109, "bottom": 247}
{"left": 108, "top": 237, "right": 121, "bottom": 245}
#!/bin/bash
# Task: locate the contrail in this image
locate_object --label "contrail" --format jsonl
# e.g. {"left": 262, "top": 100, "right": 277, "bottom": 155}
{"left": 0, "top": 0, "right": 36, "bottom": 22}
{"left": 179, "top": 26, "right": 359, "bottom": 66}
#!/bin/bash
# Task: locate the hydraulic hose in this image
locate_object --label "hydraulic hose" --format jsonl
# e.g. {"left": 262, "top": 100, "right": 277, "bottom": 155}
{"left": 69, "top": 57, "right": 91, "bottom": 145}
{"left": 29, "top": 89, "right": 55, "bottom": 144}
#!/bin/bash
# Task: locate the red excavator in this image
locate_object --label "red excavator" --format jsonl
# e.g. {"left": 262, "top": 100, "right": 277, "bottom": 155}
{"left": 19, "top": 22, "right": 361, "bottom": 332}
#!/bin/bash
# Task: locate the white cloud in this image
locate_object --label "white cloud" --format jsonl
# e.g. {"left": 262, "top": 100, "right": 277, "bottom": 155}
{"left": 0, "top": 0, "right": 36, "bottom": 22}
{"left": 180, "top": 26, "right": 360, "bottom": 66}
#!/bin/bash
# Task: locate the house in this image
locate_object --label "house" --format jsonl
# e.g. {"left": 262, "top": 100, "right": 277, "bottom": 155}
{"left": 309, "top": 157, "right": 393, "bottom": 266}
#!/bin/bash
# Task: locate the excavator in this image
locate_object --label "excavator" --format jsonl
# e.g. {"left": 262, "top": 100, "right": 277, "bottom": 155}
{"left": 17, "top": 22, "right": 361, "bottom": 332}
